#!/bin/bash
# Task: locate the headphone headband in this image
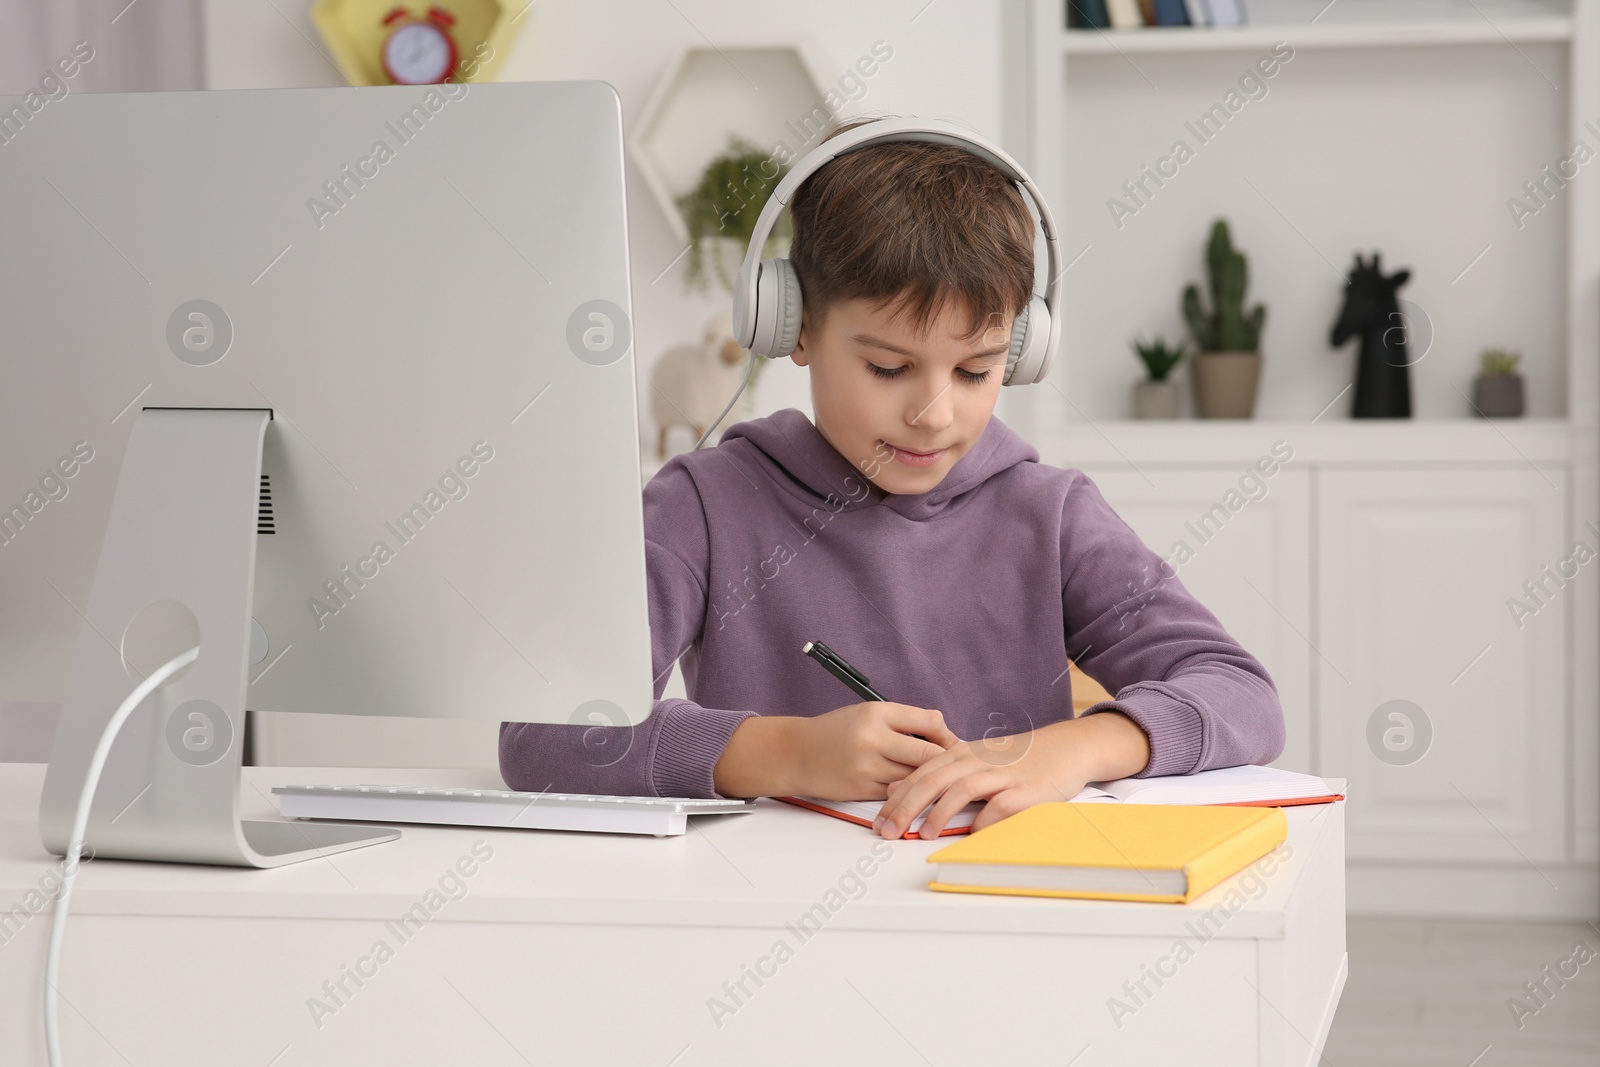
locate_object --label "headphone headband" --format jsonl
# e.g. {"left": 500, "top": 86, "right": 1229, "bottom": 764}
{"left": 731, "top": 116, "right": 1061, "bottom": 386}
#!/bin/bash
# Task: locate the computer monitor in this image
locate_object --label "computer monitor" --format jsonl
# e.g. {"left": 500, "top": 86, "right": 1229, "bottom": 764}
{"left": 0, "top": 80, "right": 655, "bottom": 866}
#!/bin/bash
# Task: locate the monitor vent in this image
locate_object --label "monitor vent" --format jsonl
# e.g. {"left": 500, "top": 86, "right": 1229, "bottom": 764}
{"left": 258, "top": 474, "right": 275, "bottom": 534}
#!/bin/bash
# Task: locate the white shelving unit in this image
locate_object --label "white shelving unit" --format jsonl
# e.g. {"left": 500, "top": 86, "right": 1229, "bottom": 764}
{"left": 1004, "top": 0, "right": 1600, "bottom": 917}
{"left": 1010, "top": 0, "right": 1594, "bottom": 432}
{"left": 1062, "top": 0, "right": 1574, "bottom": 53}
{"left": 629, "top": 42, "right": 834, "bottom": 245}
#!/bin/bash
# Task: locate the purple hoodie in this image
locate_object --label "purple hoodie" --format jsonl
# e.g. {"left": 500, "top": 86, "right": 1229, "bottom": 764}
{"left": 499, "top": 408, "right": 1285, "bottom": 799}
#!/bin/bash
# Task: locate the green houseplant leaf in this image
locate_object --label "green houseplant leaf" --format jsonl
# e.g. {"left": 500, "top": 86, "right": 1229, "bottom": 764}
{"left": 674, "top": 135, "right": 793, "bottom": 394}
{"left": 676, "top": 134, "right": 792, "bottom": 296}
{"left": 1131, "top": 335, "right": 1187, "bottom": 381}
{"left": 1478, "top": 348, "right": 1523, "bottom": 377}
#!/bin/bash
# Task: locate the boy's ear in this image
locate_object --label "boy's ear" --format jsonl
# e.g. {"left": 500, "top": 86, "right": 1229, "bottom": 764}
{"left": 789, "top": 312, "right": 811, "bottom": 368}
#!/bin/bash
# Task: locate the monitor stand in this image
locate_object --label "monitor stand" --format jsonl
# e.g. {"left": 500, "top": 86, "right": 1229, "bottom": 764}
{"left": 38, "top": 408, "right": 398, "bottom": 867}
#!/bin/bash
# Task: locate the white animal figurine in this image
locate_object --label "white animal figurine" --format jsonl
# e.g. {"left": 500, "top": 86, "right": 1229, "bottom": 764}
{"left": 649, "top": 313, "right": 751, "bottom": 460}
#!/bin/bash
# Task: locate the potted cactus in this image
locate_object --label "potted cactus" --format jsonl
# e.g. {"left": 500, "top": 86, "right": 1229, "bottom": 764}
{"left": 1130, "top": 335, "right": 1186, "bottom": 418}
{"left": 1473, "top": 348, "right": 1524, "bottom": 417}
{"left": 1182, "top": 219, "right": 1266, "bottom": 419}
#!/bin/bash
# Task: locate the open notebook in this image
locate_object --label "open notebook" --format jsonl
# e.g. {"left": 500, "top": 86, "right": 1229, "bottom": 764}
{"left": 775, "top": 764, "right": 1343, "bottom": 838}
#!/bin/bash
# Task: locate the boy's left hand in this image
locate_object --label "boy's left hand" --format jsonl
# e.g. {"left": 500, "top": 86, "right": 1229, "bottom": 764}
{"left": 871, "top": 712, "right": 1151, "bottom": 839}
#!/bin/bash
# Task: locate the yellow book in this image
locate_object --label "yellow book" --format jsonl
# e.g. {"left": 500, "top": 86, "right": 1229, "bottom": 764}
{"left": 926, "top": 803, "right": 1288, "bottom": 904}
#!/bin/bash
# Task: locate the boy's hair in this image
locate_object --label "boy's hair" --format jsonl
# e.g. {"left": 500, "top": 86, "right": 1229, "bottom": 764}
{"left": 787, "top": 116, "right": 1036, "bottom": 343}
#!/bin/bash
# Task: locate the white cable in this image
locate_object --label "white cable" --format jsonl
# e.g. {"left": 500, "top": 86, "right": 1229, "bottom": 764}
{"left": 692, "top": 347, "right": 760, "bottom": 452}
{"left": 45, "top": 645, "right": 199, "bottom": 1067}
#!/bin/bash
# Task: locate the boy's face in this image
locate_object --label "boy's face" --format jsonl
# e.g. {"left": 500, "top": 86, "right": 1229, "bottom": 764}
{"left": 790, "top": 295, "right": 1011, "bottom": 495}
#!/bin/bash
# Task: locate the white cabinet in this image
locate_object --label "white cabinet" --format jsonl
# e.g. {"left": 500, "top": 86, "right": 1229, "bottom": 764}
{"left": 1077, "top": 464, "right": 1313, "bottom": 774}
{"left": 1077, "top": 455, "right": 1575, "bottom": 895}
{"left": 1315, "top": 467, "right": 1568, "bottom": 866}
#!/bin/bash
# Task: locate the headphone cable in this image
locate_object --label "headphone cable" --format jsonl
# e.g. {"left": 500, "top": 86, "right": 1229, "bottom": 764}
{"left": 692, "top": 345, "right": 760, "bottom": 452}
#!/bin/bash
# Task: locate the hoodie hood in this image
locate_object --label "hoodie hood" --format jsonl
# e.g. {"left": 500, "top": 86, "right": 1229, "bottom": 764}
{"left": 719, "top": 407, "right": 1040, "bottom": 522}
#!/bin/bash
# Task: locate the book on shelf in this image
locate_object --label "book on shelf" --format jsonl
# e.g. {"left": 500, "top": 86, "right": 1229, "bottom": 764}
{"left": 775, "top": 764, "right": 1343, "bottom": 839}
{"left": 1066, "top": 0, "right": 1111, "bottom": 29}
{"left": 1153, "top": 0, "right": 1192, "bottom": 25}
{"left": 1071, "top": 0, "right": 1248, "bottom": 31}
{"left": 1205, "top": 0, "right": 1249, "bottom": 26}
{"left": 1107, "top": 0, "right": 1144, "bottom": 28}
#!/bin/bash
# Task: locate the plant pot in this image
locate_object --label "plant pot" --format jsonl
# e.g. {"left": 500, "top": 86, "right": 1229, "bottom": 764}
{"left": 1134, "top": 379, "right": 1181, "bottom": 419}
{"left": 1472, "top": 374, "right": 1524, "bottom": 417}
{"left": 1190, "top": 351, "right": 1261, "bottom": 419}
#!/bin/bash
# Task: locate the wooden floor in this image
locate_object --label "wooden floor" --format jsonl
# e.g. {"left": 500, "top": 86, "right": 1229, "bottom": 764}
{"left": 1324, "top": 917, "right": 1600, "bottom": 1066}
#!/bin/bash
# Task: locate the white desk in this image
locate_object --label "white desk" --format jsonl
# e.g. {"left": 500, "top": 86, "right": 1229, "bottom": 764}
{"left": 1, "top": 764, "right": 1346, "bottom": 1066}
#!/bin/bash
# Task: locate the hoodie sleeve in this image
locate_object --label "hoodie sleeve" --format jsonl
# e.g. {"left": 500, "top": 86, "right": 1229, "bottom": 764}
{"left": 498, "top": 459, "right": 759, "bottom": 799}
{"left": 1059, "top": 472, "right": 1286, "bottom": 777}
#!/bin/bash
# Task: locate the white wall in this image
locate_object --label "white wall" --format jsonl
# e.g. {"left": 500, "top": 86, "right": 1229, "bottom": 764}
{"left": 202, "top": 0, "right": 1009, "bottom": 456}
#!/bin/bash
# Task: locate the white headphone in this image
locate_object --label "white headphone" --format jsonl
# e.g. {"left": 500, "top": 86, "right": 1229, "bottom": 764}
{"left": 730, "top": 115, "right": 1062, "bottom": 387}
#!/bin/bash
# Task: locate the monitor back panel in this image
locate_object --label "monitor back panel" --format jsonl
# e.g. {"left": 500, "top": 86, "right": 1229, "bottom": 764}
{"left": 0, "top": 80, "right": 654, "bottom": 727}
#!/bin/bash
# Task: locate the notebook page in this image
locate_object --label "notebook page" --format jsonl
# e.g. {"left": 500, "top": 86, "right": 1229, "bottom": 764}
{"left": 1092, "top": 765, "right": 1332, "bottom": 805}
{"left": 784, "top": 767, "right": 1331, "bottom": 832}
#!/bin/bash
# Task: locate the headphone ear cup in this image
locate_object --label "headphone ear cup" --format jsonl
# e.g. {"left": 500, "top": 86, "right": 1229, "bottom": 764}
{"left": 750, "top": 257, "right": 803, "bottom": 359}
{"left": 1004, "top": 295, "right": 1052, "bottom": 386}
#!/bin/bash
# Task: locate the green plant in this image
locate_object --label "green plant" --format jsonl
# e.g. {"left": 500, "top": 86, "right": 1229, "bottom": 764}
{"left": 1479, "top": 348, "right": 1523, "bottom": 377}
{"left": 1131, "top": 335, "right": 1187, "bottom": 381}
{"left": 677, "top": 134, "right": 791, "bottom": 295}
{"left": 1182, "top": 219, "right": 1266, "bottom": 352}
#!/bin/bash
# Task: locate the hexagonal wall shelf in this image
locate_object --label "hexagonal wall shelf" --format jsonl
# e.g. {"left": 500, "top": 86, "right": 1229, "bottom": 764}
{"left": 311, "top": 0, "right": 522, "bottom": 86}
{"left": 631, "top": 42, "right": 836, "bottom": 246}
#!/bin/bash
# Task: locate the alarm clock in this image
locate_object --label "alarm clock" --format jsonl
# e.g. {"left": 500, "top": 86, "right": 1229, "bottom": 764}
{"left": 380, "top": 6, "right": 459, "bottom": 85}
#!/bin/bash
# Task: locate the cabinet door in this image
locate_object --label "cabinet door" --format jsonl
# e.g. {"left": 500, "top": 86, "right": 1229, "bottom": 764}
{"left": 1077, "top": 466, "right": 1313, "bottom": 774}
{"left": 1317, "top": 467, "right": 1566, "bottom": 864}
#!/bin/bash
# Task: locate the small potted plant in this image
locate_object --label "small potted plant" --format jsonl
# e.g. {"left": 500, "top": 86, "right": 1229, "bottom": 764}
{"left": 677, "top": 134, "right": 790, "bottom": 295}
{"left": 1473, "top": 348, "right": 1525, "bottom": 417}
{"left": 675, "top": 134, "right": 790, "bottom": 401}
{"left": 1182, "top": 219, "right": 1266, "bottom": 419}
{"left": 1130, "top": 335, "right": 1186, "bottom": 418}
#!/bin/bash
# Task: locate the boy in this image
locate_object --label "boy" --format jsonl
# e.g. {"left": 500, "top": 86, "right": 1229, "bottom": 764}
{"left": 500, "top": 118, "right": 1285, "bottom": 840}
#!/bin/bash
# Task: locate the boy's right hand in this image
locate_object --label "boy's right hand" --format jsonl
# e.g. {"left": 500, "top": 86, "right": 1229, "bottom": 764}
{"left": 790, "top": 702, "right": 961, "bottom": 801}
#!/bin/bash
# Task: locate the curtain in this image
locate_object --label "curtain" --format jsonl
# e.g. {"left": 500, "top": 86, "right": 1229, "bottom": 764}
{"left": 0, "top": 0, "right": 204, "bottom": 94}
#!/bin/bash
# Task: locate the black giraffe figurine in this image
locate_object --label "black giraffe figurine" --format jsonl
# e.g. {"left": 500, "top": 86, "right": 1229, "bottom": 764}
{"left": 1329, "top": 252, "right": 1414, "bottom": 418}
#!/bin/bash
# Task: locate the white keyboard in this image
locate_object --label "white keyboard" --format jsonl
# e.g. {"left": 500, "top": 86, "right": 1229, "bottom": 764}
{"left": 271, "top": 784, "right": 757, "bottom": 837}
